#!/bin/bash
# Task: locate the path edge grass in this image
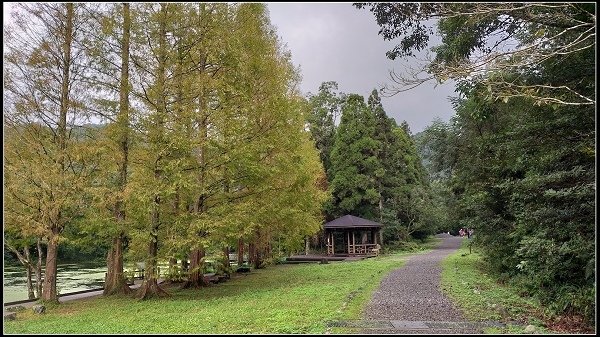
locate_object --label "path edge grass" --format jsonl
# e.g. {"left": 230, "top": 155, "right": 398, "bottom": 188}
{"left": 440, "top": 238, "right": 552, "bottom": 334}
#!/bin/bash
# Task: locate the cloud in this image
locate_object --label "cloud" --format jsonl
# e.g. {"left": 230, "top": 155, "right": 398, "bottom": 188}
{"left": 267, "top": 3, "right": 457, "bottom": 133}
{"left": 3, "top": 3, "right": 456, "bottom": 133}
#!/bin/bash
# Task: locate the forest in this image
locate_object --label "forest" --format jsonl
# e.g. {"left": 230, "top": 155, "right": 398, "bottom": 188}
{"left": 356, "top": 2, "right": 595, "bottom": 322}
{"left": 3, "top": 2, "right": 595, "bottom": 325}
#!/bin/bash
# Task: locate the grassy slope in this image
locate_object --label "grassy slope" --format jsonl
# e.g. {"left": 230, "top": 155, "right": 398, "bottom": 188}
{"left": 440, "top": 239, "right": 551, "bottom": 333}
{"left": 5, "top": 248, "right": 435, "bottom": 334}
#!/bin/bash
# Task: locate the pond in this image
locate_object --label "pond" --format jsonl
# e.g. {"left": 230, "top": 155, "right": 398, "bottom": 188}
{"left": 3, "top": 259, "right": 225, "bottom": 303}
{"left": 3, "top": 262, "right": 107, "bottom": 303}
{"left": 3, "top": 261, "right": 180, "bottom": 303}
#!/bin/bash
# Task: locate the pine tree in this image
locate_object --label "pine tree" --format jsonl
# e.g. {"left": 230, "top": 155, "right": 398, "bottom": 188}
{"left": 328, "top": 94, "right": 381, "bottom": 220}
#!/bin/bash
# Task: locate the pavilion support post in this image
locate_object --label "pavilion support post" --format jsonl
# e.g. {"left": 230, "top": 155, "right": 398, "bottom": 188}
{"left": 352, "top": 231, "right": 355, "bottom": 256}
{"left": 305, "top": 237, "right": 309, "bottom": 256}
{"left": 347, "top": 231, "right": 350, "bottom": 256}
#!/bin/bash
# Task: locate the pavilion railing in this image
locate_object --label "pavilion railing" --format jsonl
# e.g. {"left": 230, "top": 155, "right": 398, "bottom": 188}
{"left": 327, "top": 243, "right": 379, "bottom": 255}
{"left": 349, "top": 243, "right": 378, "bottom": 255}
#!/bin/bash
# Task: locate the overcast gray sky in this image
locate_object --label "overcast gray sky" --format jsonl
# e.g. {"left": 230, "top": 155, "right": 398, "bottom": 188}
{"left": 267, "top": 3, "right": 457, "bottom": 133}
{"left": 3, "top": 3, "right": 457, "bottom": 133}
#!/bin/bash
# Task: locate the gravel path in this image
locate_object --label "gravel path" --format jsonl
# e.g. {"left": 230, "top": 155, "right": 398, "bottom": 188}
{"left": 361, "top": 235, "right": 481, "bottom": 333}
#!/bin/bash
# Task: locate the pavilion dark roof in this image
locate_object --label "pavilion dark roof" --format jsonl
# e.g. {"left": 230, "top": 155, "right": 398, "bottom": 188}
{"left": 323, "top": 215, "right": 383, "bottom": 229}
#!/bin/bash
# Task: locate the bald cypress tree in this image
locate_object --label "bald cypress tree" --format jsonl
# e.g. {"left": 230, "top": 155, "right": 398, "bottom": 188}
{"left": 99, "top": 2, "right": 133, "bottom": 296}
{"left": 4, "top": 2, "right": 97, "bottom": 303}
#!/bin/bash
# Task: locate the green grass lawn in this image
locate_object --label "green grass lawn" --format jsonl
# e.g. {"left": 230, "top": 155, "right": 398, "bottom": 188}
{"left": 14, "top": 237, "right": 553, "bottom": 334}
{"left": 440, "top": 239, "right": 551, "bottom": 334}
{"left": 4, "top": 248, "right": 432, "bottom": 334}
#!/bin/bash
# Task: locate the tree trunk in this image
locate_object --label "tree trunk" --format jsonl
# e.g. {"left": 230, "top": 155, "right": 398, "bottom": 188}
{"left": 182, "top": 248, "right": 207, "bottom": 288}
{"left": 23, "top": 246, "right": 35, "bottom": 299}
{"left": 254, "top": 247, "right": 263, "bottom": 269}
{"left": 41, "top": 232, "right": 59, "bottom": 303}
{"left": 145, "top": 227, "right": 159, "bottom": 280}
{"left": 305, "top": 237, "right": 309, "bottom": 255}
{"left": 237, "top": 238, "right": 244, "bottom": 266}
{"left": 250, "top": 241, "right": 263, "bottom": 269}
{"left": 136, "top": 210, "right": 169, "bottom": 299}
{"left": 105, "top": 244, "right": 115, "bottom": 288}
{"left": 136, "top": 258, "right": 169, "bottom": 299}
{"left": 187, "top": 23, "right": 209, "bottom": 285}
{"left": 103, "top": 234, "right": 131, "bottom": 295}
{"left": 35, "top": 239, "right": 43, "bottom": 297}
{"left": 40, "top": 1, "right": 73, "bottom": 305}
{"left": 104, "top": 2, "right": 132, "bottom": 297}
{"left": 248, "top": 242, "right": 256, "bottom": 267}
{"left": 137, "top": 3, "right": 169, "bottom": 300}
{"left": 25, "top": 264, "right": 35, "bottom": 300}
{"left": 57, "top": 2, "right": 72, "bottom": 164}
{"left": 223, "top": 246, "right": 230, "bottom": 269}
{"left": 4, "top": 241, "right": 36, "bottom": 299}
{"left": 137, "top": 172, "right": 167, "bottom": 298}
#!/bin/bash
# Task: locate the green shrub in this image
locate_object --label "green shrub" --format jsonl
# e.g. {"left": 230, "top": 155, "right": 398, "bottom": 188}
{"left": 532, "top": 284, "right": 596, "bottom": 325}
{"left": 512, "top": 232, "right": 595, "bottom": 323}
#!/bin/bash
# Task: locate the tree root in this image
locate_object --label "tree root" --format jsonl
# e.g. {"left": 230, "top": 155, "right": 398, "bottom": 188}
{"left": 135, "top": 279, "right": 170, "bottom": 299}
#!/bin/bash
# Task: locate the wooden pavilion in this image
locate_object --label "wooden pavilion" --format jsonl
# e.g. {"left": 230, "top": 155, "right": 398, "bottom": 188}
{"left": 324, "top": 215, "right": 383, "bottom": 256}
